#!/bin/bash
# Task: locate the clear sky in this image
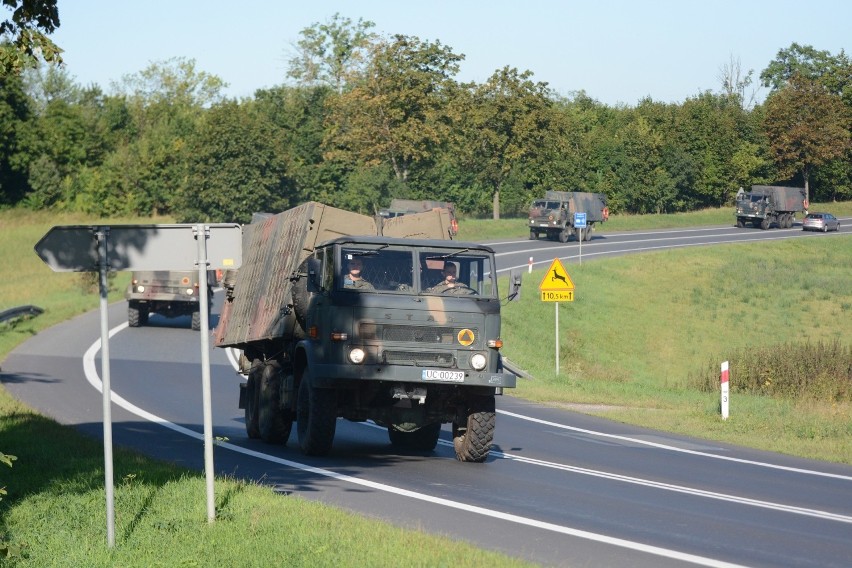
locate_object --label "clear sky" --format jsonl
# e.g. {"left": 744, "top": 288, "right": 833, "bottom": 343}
{"left": 50, "top": 0, "right": 850, "bottom": 107}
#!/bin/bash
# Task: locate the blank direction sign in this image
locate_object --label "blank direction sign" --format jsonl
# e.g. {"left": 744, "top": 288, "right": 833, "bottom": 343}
{"left": 34, "top": 224, "right": 242, "bottom": 272}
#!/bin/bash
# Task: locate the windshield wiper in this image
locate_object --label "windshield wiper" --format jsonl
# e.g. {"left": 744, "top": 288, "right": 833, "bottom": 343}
{"left": 426, "top": 248, "right": 471, "bottom": 261}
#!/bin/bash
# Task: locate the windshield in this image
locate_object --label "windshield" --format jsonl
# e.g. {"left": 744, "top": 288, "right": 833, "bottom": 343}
{"left": 532, "top": 200, "right": 561, "bottom": 210}
{"left": 337, "top": 245, "right": 496, "bottom": 298}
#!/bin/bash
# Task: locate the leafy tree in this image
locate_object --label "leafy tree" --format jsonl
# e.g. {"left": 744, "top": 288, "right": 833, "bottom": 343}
{"left": 324, "top": 34, "right": 462, "bottom": 186}
{"left": 108, "top": 58, "right": 226, "bottom": 215}
{"left": 761, "top": 43, "right": 852, "bottom": 105}
{"left": 174, "top": 99, "right": 291, "bottom": 223}
{"left": 763, "top": 74, "right": 851, "bottom": 202}
{"left": 287, "top": 12, "right": 376, "bottom": 93}
{"left": 0, "top": 0, "right": 61, "bottom": 74}
{"left": 0, "top": 66, "right": 30, "bottom": 205}
{"left": 453, "top": 67, "right": 554, "bottom": 219}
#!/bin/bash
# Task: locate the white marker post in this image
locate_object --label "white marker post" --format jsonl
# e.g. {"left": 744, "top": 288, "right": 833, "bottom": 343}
{"left": 528, "top": 256, "right": 533, "bottom": 274}
{"left": 721, "top": 361, "right": 730, "bottom": 420}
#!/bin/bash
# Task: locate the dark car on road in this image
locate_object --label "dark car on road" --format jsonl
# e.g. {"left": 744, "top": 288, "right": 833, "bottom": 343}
{"left": 802, "top": 212, "right": 840, "bottom": 232}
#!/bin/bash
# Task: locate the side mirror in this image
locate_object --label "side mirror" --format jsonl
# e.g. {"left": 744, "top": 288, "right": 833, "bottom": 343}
{"left": 507, "top": 269, "right": 522, "bottom": 302}
{"left": 306, "top": 258, "right": 322, "bottom": 293}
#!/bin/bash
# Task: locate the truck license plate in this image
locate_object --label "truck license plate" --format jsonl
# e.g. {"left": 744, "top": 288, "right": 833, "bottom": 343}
{"left": 422, "top": 369, "right": 465, "bottom": 382}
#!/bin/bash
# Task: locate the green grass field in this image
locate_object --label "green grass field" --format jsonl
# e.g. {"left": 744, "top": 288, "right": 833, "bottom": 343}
{"left": 1, "top": 203, "right": 850, "bottom": 564}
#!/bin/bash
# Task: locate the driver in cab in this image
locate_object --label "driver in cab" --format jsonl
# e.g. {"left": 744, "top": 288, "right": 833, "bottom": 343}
{"left": 343, "top": 257, "right": 374, "bottom": 290}
{"left": 427, "top": 262, "right": 475, "bottom": 295}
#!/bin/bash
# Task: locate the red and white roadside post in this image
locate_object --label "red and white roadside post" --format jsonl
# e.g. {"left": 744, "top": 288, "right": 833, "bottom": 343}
{"left": 528, "top": 256, "right": 533, "bottom": 274}
{"left": 721, "top": 361, "right": 730, "bottom": 420}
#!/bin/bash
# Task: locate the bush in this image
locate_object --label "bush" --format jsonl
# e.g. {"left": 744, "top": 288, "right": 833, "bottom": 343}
{"left": 692, "top": 340, "right": 852, "bottom": 402}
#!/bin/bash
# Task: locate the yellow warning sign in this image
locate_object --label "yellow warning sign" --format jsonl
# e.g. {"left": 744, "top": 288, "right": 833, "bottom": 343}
{"left": 538, "top": 258, "right": 575, "bottom": 302}
{"left": 457, "top": 329, "right": 475, "bottom": 346}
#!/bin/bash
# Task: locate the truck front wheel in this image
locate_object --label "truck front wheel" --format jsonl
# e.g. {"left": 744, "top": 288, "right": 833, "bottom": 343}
{"left": 760, "top": 218, "right": 771, "bottom": 230}
{"left": 296, "top": 370, "right": 337, "bottom": 456}
{"left": 452, "top": 395, "right": 496, "bottom": 463}
{"left": 259, "top": 361, "right": 292, "bottom": 444}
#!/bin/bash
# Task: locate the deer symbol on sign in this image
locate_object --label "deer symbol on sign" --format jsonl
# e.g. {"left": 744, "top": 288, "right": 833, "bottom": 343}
{"left": 551, "top": 269, "right": 569, "bottom": 286}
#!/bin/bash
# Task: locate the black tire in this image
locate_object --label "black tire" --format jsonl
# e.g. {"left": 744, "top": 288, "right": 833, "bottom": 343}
{"left": 258, "top": 361, "right": 292, "bottom": 444}
{"left": 128, "top": 303, "right": 146, "bottom": 327}
{"left": 760, "top": 218, "right": 770, "bottom": 230}
{"left": 296, "top": 368, "right": 337, "bottom": 456}
{"left": 244, "top": 360, "right": 261, "bottom": 439}
{"left": 584, "top": 227, "right": 593, "bottom": 241}
{"left": 736, "top": 218, "right": 744, "bottom": 228}
{"left": 558, "top": 230, "right": 569, "bottom": 243}
{"left": 452, "top": 395, "right": 496, "bottom": 463}
{"left": 528, "top": 230, "right": 537, "bottom": 240}
{"left": 823, "top": 224, "right": 828, "bottom": 233}
{"left": 388, "top": 422, "right": 442, "bottom": 451}
{"left": 191, "top": 310, "right": 201, "bottom": 331}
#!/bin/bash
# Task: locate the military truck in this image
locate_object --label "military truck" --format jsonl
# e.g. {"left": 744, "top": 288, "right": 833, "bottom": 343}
{"left": 126, "top": 270, "right": 215, "bottom": 331}
{"left": 528, "top": 190, "right": 609, "bottom": 242}
{"left": 735, "top": 185, "right": 807, "bottom": 229}
{"left": 378, "top": 198, "right": 459, "bottom": 237}
{"left": 215, "top": 201, "right": 519, "bottom": 462}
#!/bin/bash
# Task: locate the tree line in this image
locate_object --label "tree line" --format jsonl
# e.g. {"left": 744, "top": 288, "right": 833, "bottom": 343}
{"left": 2, "top": 12, "right": 851, "bottom": 223}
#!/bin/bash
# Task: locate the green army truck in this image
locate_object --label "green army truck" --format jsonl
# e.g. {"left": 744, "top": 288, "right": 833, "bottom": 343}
{"left": 735, "top": 185, "right": 807, "bottom": 229}
{"left": 214, "top": 202, "right": 519, "bottom": 462}
{"left": 528, "top": 190, "right": 609, "bottom": 242}
{"left": 126, "top": 270, "right": 215, "bottom": 331}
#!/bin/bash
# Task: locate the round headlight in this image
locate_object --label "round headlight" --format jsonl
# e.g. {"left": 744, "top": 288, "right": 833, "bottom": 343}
{"left": 186, "top": 288, "right": 194, "bottom": 295}
{"left": 348, "top": 348, "right": 366, "bottom": 364}
{"left": 137, "top": 285, "right": 145, "bottom": 293}
{"left": 471, "top": 353, "right": 487, "bottom": 371}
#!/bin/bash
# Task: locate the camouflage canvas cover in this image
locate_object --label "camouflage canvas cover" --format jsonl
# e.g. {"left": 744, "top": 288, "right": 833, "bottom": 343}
{"left": 748, "top": 185, "right": 807, "bottom": 212}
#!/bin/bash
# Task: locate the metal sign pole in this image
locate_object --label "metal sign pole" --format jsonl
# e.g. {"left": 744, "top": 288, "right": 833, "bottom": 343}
{"left": 195, "top": 224, "right": 216, "bottom": 523}
{"left": 96, "top": 228, "right": 116, "bottom": 548}
{"left": 555, "top": 301, "right": 559, "bottom": 374}
{"left": 578, "top": 231, "right": 582, "bottom": 265}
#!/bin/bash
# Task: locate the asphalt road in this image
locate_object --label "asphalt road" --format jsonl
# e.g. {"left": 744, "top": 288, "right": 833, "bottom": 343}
{"left": 3, "top": 220, "right": 851, "bottom": 567}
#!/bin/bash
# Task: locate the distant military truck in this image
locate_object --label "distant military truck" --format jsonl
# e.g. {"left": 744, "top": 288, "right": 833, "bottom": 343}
{"left": 126, "top": 270, "right": 215, "bottom": 331}
{"left": 378, "top": 199, "right": 459, "bottom": 237}
{"left": 735, "top": 185, "right": 807, "bottom": 229}
{"left": 215, "top": 201, "right": 519, "bottom": 462}
{"left": 528, "top": 190, "right": 609, "bottom": 242}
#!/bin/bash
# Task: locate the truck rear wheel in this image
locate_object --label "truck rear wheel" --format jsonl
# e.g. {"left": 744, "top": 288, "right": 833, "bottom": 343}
{"left": 584, "top": 227, "right": 593, "bottom": 241}
{"left": 452, "top": 395, "right": 496, "bottom": 463}
{"left": 296, "top": 369, "right": 337, "bottom": 456}
{"left": 259, "top": 361, "right": 292, "bottom": 444}
{"left": 388, "top": 422, "right": 442, "bottom": 451}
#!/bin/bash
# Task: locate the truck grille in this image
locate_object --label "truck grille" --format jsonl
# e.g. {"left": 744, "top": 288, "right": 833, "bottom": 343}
{"left": 360, "top": 323, "right": 458, "bottom": 344}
